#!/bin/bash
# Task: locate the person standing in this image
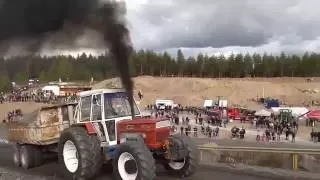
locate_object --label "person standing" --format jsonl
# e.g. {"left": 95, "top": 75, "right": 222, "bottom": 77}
{"left": 138, "top": 90, "right": 143, "bottom": 100}
{"left": 199, "top": 116, "right": 203, "bottom": 125}
{"left": 185, "top": 126, "right": 189, "bottom": 136}
{"left": 277, "top": 129, "right": 281, "bottom": 141}
{"left": 292, "top": 126, "right": 297, "bottom": 143}
{"left": 180, "top": 126, "right": 184, "bottom": 135}
{"left": 194, "top": 126, "right": 198, "bottom": 137}
{"left": 208, "top": 127, "right": 212, "bottom": 138}
{"left": 239, "top": 127, "right": 246, "bottom": 139}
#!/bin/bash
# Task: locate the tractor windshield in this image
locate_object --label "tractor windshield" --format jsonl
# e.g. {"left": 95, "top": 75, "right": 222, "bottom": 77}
{"left": 104, "top": 92, "right": 140, "bottom": 119}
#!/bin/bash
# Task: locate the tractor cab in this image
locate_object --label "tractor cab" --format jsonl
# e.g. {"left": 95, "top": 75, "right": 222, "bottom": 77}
{"left": 74, "top": 89, "right": 142, "bottom": 146}
{"left": 74, "top": 89, "right": 171, "bottom": 149}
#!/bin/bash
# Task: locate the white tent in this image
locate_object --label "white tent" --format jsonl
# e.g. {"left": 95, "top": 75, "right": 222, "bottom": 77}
{"left": 271, "top": 107, "right": 309, "bottom": 117}
{"left": 254, "top": 109, "right": 271, "bottom": 116}
{"left": 203, "top": 100, "right": 214, "bottom": 107}
{"left": 42, "top": 85, "right": 60, "bottom": 96}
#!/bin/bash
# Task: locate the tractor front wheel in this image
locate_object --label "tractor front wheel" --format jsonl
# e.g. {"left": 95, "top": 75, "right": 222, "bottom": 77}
{"left": 113, "top": 141, "right": 156, "bottom": 180}
{"left": 164, "top": 134, "right": 199, "bottom": 178}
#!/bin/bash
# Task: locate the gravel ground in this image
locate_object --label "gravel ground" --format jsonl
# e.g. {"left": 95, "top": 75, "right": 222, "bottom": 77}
{"left": 0, "top": 103, "right": 319, "bottom": 179}
{"left": 0, "top": 167, "right": 58, "bottom": 180}
{"left": 0, "top": 161, "right": 319, "bottom": 180}
{"left": 0, "top": 142, "right": 320, "bottom": 180}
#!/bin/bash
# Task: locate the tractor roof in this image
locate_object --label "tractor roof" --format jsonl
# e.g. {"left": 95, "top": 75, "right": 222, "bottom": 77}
{"left": 79, "top": 88, "right": 126, "bottom": 97}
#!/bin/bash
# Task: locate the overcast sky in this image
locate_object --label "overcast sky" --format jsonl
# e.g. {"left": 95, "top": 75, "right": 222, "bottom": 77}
{"left": 40, "top": 0, "right": 320, "bottom": 57}
{"left": 124, "top": 0, "right": 320, "bottom": 57}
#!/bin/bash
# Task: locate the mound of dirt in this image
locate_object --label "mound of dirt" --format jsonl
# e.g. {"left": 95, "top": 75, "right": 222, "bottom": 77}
{"left": 94, "top": 76, "right": 320, "bottom": 110}
{"left": 92, "top": 77, "right": 123, "bottom": 89}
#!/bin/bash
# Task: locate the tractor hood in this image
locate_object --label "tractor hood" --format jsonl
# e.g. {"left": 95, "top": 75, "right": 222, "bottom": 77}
{"left": 117, "top": 117, "right": 171, "bottom": 132}
{"left": 118, "top": 117, "right": 170, "bottom": 126}
{"left": 117, "top": 117, "right": 171, "bottom": 149}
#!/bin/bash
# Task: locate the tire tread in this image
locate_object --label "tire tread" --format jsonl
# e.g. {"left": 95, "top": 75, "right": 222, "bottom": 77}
{"left": 113, "top": 141, "right": 156, "bottom": 180}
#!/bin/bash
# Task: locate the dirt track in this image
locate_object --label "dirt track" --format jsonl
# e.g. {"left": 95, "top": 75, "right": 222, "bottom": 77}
{"left": 0, "top": 142, "right": 319, "bottom": 180}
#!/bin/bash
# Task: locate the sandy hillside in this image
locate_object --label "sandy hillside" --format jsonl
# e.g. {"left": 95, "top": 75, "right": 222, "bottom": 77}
{"left": 94, "top": 76, "right": 320, "bottom": 110}
{"left": 1, "top": 76, "right": 318, "bottom": 119}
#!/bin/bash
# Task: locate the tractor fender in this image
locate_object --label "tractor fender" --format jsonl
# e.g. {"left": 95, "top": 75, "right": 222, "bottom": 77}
{"left": 108, "top": 134, "right": 145, "bottom": 161}
{"left": 72, "top": 122, "right": 108, "bottom": 143}
{"left": 84, "top": 122, "right": 97, "bottom": 134}
{"left": 69, "top": 123, "right": 97, "bottom": 135}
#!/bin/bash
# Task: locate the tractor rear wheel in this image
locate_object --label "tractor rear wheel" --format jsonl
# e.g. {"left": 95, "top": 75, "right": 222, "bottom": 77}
{"left": 17, "top": 144, "right": 43, "bottom": 169}
{"left": 20, "top": 145, "right": 37, "bottom": 169}
{"left": 163, "top": 134, "right": 199, "bottom": 178}
{"left": 13, "top": 144, "right": 21, "bottom": 167}
{"left": 58, "top": 127, "right": 102, "bottom": 180}
{"left": 113, "top": 141, "right": 156, "bottom": 180}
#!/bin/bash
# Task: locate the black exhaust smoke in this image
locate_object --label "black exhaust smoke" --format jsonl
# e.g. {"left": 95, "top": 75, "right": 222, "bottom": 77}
{"left": 0, "top": 0, "right": 136, "bottom": 117}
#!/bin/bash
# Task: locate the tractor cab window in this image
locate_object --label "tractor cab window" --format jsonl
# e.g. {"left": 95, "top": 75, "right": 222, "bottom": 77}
{"left": 105, "top": 120, "right": 116, "bottom": 141}
{"left": 104, "top": 92, "right": 140, "bottom": 119}
{"left": 80, "top": 95, "right": 91, "bottom": 121}
{"left": 92, "top": 94, "right": 102, "bottom": 120}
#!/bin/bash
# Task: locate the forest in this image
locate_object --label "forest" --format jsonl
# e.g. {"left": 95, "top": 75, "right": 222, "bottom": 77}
{"left": 0, "top": 49, "right": 319, "bottom": 90}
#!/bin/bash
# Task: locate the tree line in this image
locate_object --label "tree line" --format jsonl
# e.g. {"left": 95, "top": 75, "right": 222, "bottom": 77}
{"left": 0, "top": 49, "right": 319, "bottom": 90}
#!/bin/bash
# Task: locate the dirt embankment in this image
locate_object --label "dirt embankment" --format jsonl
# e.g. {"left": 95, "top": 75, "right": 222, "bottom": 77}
{"left": 94, "top": 76, "right": 320, "bottom": 110}
{"left": 1, "top": 76, "right": 318, "bottom": 121}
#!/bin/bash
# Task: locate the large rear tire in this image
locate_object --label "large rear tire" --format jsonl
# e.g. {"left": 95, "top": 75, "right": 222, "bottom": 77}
{"left": 33, "top": 146, "right": 44, "bottom": 167}
{"left": 113, "top": 141, "right": 156, "bottom": 180}
{"left": 20, "top": 145, "right": 36, "bottom": 169}
{"left": 17, "top": 144, "right": 43, "bottom": 169}
{"left": 58, "top": 127, "right": 102, "bottom": 180}
{"left": 13, "top": 144, "right": 21, "bottom": 167}
{"left": 164, "top": 134, "right": 199, "bottom": 178}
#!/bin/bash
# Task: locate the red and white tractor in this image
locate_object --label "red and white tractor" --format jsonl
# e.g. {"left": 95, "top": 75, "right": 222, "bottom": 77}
{"left": 58, "top": 88, "right": 199, "bottom": 179}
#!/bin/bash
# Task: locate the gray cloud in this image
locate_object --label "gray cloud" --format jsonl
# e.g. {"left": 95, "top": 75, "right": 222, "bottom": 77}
{"left": 126, "top": 0, "right": 320, "bottom": 55}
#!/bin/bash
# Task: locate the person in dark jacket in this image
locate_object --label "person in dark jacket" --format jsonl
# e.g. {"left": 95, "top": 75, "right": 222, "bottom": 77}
{"left": 311, "top": 128, "right": 317, "bottom": 143}
{"left": 138, "top": 90, "right": 143, "bottom": 100}
{"left": 185, "top": 126, "right": 189, "bottom": 136}
{"left": 239, "top": 127, "right": 246, "bottom": 139}
{"left": 265, "top": 128, "right": 271, "bottom": 141}
{"left": 199, "top": 116, "right": 203, "bottom": 125}
{"left": 174, "top": 116, "right": 179, "bottom": 125}
{"left": 215, "top": 127, "right": 219, "bottom": 137}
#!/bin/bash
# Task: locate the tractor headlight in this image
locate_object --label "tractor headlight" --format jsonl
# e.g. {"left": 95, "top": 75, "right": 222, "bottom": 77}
{"left": 156, "top": 120, "right": 171, "bottom": 128}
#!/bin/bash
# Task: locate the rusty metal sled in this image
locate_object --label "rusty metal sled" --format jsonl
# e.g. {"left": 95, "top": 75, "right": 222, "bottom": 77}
{"left": 7, "top": 103, "right": 76, "bottom": 145}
